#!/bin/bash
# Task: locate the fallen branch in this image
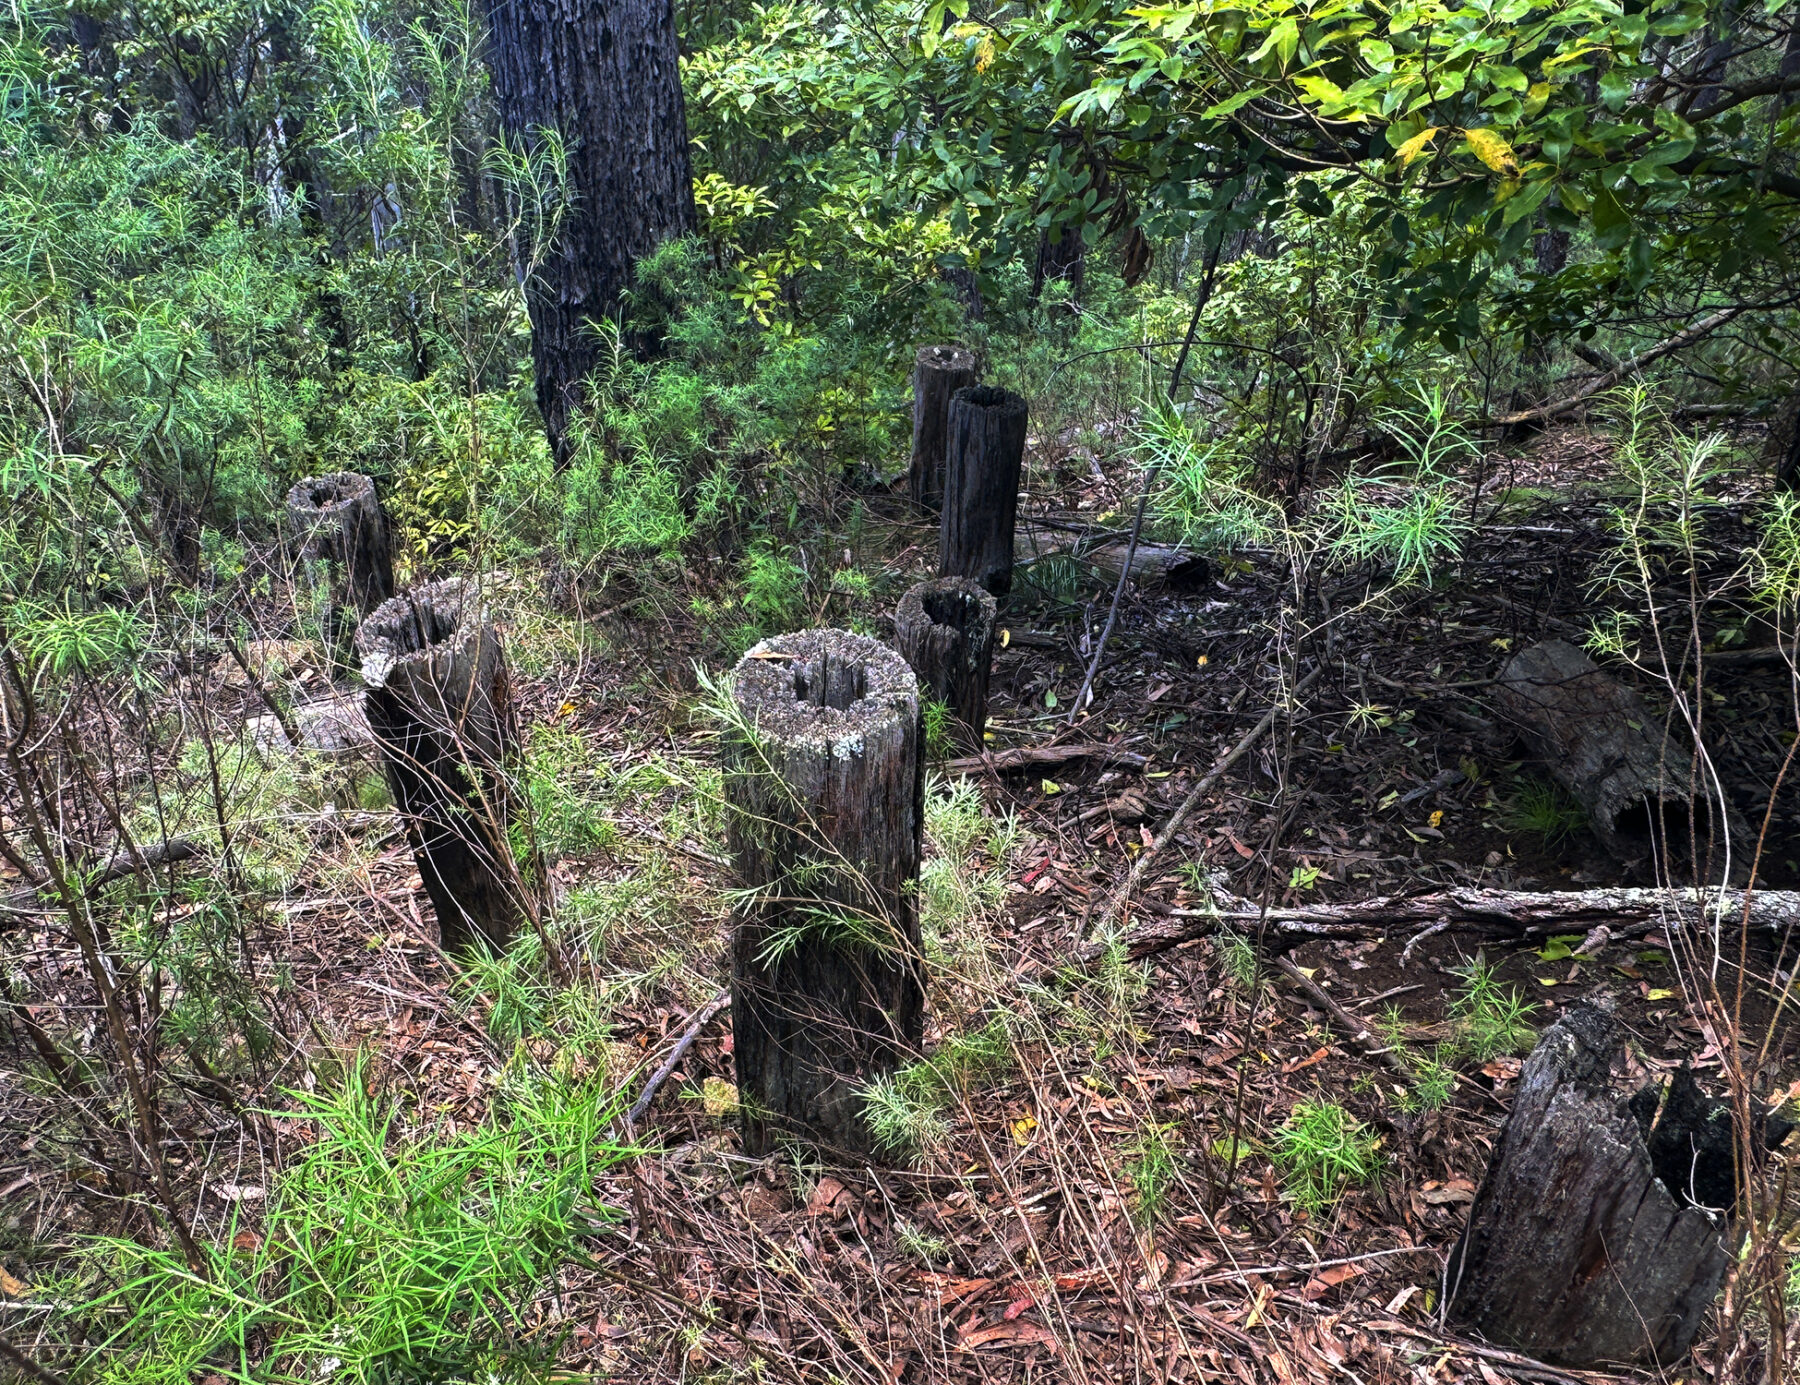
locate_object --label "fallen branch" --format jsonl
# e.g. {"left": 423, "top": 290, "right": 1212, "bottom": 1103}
{"left": 625, "top": 990, "right": 730, "bottom": 1127}
{"left": 2, "top": 838, "right": 204, "bottom": 921}
{"left": 1100, "top": 883, "right": 1800, "bottom": 962}
{"left": 1488, "top": 306, "right": 1747, "bottom": 428}
{"left": 940, "top": 742, "right": 1149, "bottom": 775}
{"left": 1272, "top": 955, "right": 1412, "bottom": 1078}
{"left": 1084, "top": 664, "right": 1325, "bottom": 936}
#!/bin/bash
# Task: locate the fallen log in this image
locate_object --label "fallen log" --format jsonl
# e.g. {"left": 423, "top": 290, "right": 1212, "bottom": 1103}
{"left": 1494, "top": 639, "right": 1740, "bottom": 873}
{"left": 1446, "top": 1002, "right": 1734, "bottom": 1366}
{"left": 2, "top": 838, "right": 204, "bottom": 922}
{"left": 1097, "top": 883, "right": 1800, "bottom": 962}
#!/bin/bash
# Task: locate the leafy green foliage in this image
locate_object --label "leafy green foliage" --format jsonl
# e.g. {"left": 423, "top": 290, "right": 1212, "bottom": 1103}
{"left": 74, "top": 1058, "right": 627, "bottom": 1385}
{"left": 1273, "top": 1101, "right": 1383, "bottom": 1216}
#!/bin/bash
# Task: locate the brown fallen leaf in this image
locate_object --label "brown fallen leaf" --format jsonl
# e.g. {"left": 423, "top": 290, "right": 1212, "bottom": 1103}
{"left": 919, "top": 1273, "right": 993, "bottom": 1307}
{"left": 1420, "top": 1179, "right": 1476, "bottom": 1205}
{"left": 1281, "top": 1046, "right": 1331, "bottom": 1075}
{"left": 958, "top": 1321, "right": 1058, "bottom": 1352}
{"left": 1301, "top": 1263, "right": 1363, "bottom": 1301}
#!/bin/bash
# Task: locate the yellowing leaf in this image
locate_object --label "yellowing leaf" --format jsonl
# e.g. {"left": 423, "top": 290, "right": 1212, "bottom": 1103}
{"left": 1645, "top": 988, "right": 1676, "bottom": 1002}
{"left": 999, "top": 628, "right": 1011, "bottom": 647}
{"left": 1394, "top": 126, "right": 1439, "bottom": 166}
{"left": 1428, "top": 809, "right": 1444, "bottom": 828}
{"left": 974, "top": 33, "right": 995, "bottom": 71}
{"left": 1011, "top": 1114, "right": 1038, "bottom": 1145}
{"left": 0, "top": 1265, "right": 30, "bottom": 1298}
{"left": 1196, "top": 654, "right": 1208, "bottom": 667}
{"left": 1041, "top": 779, "right": 1061, "bottom": 795}
{"left": 1462, "top": 127, "right": 1519, "bottom": 175}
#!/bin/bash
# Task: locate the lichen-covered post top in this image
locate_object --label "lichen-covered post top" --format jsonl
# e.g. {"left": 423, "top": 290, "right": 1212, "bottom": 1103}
{"left": 285, "top": 472, "right": 378, "bottom": 558}
{"left": 730, "top": 628, "right": 920, "bottom": 757}
{"left": 354, "top": 578, "right": 480, "bottom": 691}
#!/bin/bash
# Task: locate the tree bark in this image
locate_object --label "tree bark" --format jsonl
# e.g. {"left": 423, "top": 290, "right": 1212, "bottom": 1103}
{"left": 1445, "top": 1002, "right": 1734, "bottom": 1367}
{"left": 483, "top": 0, "right": 696, "bottom": 469}
{"left": 357, "top": 580, "right": 527, "bottom": 955}
{"left": 723, "top": 628, "right": 925, "bottom": 1156}
{"left": 893, "top": 577, "right": 995, "bottom": 733}
{"left": 908, "top": 345, "right": 979, "bottom": 511}
{"left": 939, "top": 386, "right": 1028, "bottom": 599}
{"left": 1494, "top": 639, "right": 1736, "bottom": 873}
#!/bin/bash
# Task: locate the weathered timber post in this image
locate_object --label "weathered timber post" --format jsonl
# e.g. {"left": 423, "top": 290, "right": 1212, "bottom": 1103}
{"left": 286, "top": 472, "right": 396, "bottom": 659}
{"left": 893, "top": 577, "right": 996, "bottom": 734}
{"left": 908, "top": 345, "right": 979, "bottom": 511}
{"left": 1494, "top": 639, "right": 1742, "bottom": 873}
{"left": 1446, "top": 1002, "right": 1735, "bottom": 1367}
{"left": 939, "top": 386, "right": 1028, "bottom": 599}
{"left": 357, "top": 579, "right": 526, "bottom": 955}
{"left": 723, "top": 628, "right": 925, "bottom": 1155}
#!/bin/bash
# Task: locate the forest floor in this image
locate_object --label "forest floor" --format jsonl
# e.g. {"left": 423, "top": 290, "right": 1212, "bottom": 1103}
{"left": 4, "top": 423, "right": 1798, "bottom": 1383}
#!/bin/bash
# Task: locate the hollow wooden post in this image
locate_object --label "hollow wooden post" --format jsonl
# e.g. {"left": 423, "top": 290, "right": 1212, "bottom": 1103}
{"left": 939, "top": 386, "right": 1028, "bottom": 599}
{"left": 357, "top": 580, "right": 526, "bottom": 955}
{"left": 909, "top": 345, "right": 978, "bottom": 511}
{"left": 894, "top": 577, "right": 995, "bottom": 733}
{"left": 723, "top": 628, "right": 925, "bottom": 1155}
{"left": 1446, "top": 1002, "right": 1734, "bottom": 1367}
{"left": 287, "top": 472, "right": 396, "bottom": 659}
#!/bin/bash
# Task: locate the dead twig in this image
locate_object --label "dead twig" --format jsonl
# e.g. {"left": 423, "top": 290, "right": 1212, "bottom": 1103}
{"left": 626, "top": 991, "right": 730, "bottom": 1127}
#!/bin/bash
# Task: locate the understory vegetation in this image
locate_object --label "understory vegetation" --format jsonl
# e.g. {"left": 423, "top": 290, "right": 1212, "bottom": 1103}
{"left": 4, "top": 0, "right": 1800, "bottom": 1381}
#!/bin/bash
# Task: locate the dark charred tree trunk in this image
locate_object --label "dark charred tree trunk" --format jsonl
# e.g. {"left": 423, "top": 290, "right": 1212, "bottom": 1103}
{"left": 1446, "top": 1003, "right": 1736, "bottom": 1367}
{"left": 908, "top": 345, "right": 978, "bottom": 511}
{"left": 1494, "top": 639, "right": 1740, "bottom": 875}
{"left": 1029, "top": 225, "right": 1086, "bottom": 308}
{"left": 723, "top": 628, "right": 924, "bottom": 1156}
{"left": 894, "top": 577, "right": 995, "bottom": 733}
{"left": 357, "top": 580, "right": 528, "bottom": 955}
{"left": 939, "top": 386, "right": 1028, "bottom": 599}
{"left": 483, "top": 0, "right": 696, "bottom": 469}
{"left": 940, "top": 265, "right": 984, "bottom": 324}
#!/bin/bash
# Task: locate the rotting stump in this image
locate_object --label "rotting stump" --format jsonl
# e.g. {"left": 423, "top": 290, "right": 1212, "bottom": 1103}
{"left": 723, "top": 628, "right": 925, "bottom": 1156}
{"left": 893, "top": 576, "right": 996, "bottom": 734}
{"left": 357, "top": 579, "right": 528, "bottom": 955}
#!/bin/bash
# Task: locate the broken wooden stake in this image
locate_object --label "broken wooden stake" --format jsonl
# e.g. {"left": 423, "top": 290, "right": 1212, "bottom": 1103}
{"left": 723, "top": 628, "right": 925, "bottom": 1156}
{"left": 1446, "top": 1002, "right": 1734, "bottom": 1367}
{"left": 1494, "top": 639, "right": 1734, "bottom": 873}
{"left": 357, "top": 579, "right": 528, "bottom": 955}
{"left": 893, "top": 576, "right": 996, "bottom": 734}
{"left": 940, "top": 386, "right": 1028, "bottom": 599}
{"left": 909, "top": 345, "right": 978, "bottom": 511}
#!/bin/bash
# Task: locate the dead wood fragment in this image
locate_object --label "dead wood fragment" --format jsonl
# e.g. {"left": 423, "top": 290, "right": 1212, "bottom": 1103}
{"left": 626, "top": 991, "right": 730, "bottom": 1127}
{"left": 1272, "top": 956, "right": 1412, "bottom": 1078}
{"left": 1495, "top": 639, "right": 1733, "bottom": 871}
{"left": 1446, "top": 1002, "right": 1734, "bottom": 1366}
{"left": 1103, "top": 883, "right": 1800, "bottom": 960}
{"left": 1085, "top": 663, "right": 1325, "bottom": 936}
{"left": 939, "top": 742, "right": 1149, "bottom": 775}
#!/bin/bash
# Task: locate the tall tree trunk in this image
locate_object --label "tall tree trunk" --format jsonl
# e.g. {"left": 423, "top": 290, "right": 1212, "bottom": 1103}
{"left": 483, "top": 0, "right": 696, "bottom": 469}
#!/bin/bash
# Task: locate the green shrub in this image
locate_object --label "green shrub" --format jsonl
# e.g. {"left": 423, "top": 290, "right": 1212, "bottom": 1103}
{"left": 73, "top": 1058, "right": 627, "bottom": 1385}
{"left": 1273, "top": 1101, "right": 1383, "bottom": 1216}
